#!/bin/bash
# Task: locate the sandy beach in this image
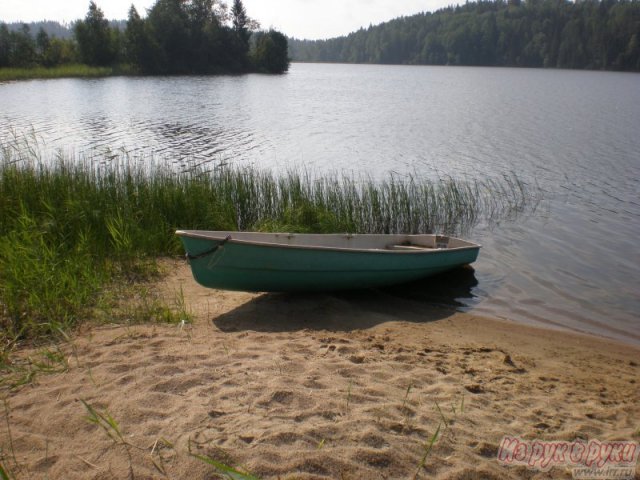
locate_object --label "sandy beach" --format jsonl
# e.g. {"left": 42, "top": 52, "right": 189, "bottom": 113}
{"left": 1, "top": 259, "right": 638, "bottom": 479}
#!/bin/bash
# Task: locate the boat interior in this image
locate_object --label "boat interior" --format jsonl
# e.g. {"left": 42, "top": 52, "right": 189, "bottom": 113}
{"left": 176, "top": 230, "right": 479, "bottom": 251}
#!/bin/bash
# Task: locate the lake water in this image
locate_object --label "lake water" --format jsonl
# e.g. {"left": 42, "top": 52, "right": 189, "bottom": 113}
{"left": 1, "top": 63, "right": 639, "bottom": 345}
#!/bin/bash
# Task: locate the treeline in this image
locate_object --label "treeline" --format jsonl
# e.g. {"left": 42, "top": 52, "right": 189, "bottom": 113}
{"left": 0, "top": 0, "right": 289, "bottom": 74}
{"left": 0, "top": 23, "right": 77, "bottom": 67}
{"left": 289, "top": 0, "right": 640, "bottom": 71}
{"left": 4, "top": 21, "right": 75, "bottom": 39}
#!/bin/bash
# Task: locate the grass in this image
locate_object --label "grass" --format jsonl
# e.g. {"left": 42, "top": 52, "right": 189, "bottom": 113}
{"left": 150, "top": 437, "right": 176, "bottom": 476}
{"left": 0, "top": 64, "right": 133, "bottom": 82}
{"left": 188, "top": 443, "right": 260, "bottom": 480}
{"left": 82, "top": 398, "right": 260, "bottom": 479}
{"left": 0, "top": 462, "right": 12, "bottom": 480}
{"left": 81, "top": 399, "right": 137, "bottom": 478}
{"left": 414, "top": 423, "right": 442, "bottom": 480}
{"left": 81, "top": 399, "right": 127, "bottom": 445}
{"left": 0, "top": 132, "right": 537, "bottom": 350}
{"left": 1, "top": 346, "right": 67, "bottom": 390}
{"left": 434, "top": 400, "right": 450, "bottom": 430}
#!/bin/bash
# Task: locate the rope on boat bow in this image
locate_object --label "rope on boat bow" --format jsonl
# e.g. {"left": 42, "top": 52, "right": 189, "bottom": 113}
{"left": 186, "top": 235, "right": 232, "bottom": 261}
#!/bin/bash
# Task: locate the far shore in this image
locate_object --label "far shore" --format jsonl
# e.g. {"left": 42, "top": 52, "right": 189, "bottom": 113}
{"left": 1, "top": 259, "right": 638, "bottom": 479}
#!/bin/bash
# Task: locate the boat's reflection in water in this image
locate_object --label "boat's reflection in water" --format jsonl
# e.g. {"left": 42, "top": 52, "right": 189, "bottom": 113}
{"left": 374, "top": 266, "right": 479, "bottom": 310}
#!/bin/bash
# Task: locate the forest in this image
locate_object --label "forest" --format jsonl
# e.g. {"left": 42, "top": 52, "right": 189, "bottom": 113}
{"left": 289, "top": 0, "right": 640, "bottom": 71}
{"left": 0, "top": 0, "right": 289, "bottom": 75}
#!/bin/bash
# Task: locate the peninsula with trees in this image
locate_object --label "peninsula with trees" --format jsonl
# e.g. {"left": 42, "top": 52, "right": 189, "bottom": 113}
{"left": 0, "top": 0, "right": 289, "bottom": 80}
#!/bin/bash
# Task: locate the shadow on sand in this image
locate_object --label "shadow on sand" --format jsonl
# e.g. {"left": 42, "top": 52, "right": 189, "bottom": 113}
{"left": 213, "top": 266, "right": 478, "bottom": 333}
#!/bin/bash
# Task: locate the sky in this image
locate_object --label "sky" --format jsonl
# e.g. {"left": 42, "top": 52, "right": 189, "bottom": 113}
{"left": 0, "top": 0, "right": 456, "bottom": 40}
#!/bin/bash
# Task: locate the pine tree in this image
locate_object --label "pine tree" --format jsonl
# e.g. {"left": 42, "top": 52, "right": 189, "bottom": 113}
{"left": 231, "top": 0, "right": 250, "bottom": 52}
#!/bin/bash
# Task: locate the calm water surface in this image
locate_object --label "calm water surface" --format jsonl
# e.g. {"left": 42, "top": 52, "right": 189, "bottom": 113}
{"left": 1, "top": 64, "right": 639, "bottom": 344}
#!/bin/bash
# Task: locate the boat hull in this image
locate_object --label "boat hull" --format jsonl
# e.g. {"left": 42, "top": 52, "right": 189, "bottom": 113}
{"left": 177, "top": 231, "right": 480, "bottom": 292}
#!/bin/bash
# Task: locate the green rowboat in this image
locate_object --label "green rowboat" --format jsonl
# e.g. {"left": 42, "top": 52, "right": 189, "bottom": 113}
{"left": 177, "top": 230, "right": 480, "bottom": 292}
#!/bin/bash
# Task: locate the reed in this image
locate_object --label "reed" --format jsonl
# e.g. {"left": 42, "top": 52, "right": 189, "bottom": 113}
{"left": 0, "top": 136, "right": 538, "bottom": 343}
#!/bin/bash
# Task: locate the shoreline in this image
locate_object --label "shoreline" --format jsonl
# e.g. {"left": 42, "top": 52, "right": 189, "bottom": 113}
{"left": 461, "top": 306, "right": 640, "bottom": 350}
{"left": 0, "top": 64, "right": 283, "bottom": 83}
{"left": 1, "top": 260, "right": 638, "bottom": 479}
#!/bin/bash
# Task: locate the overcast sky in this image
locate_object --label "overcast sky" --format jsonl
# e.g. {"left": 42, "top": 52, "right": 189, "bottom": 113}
{"left": 0, "top": 0, "right": 456, "bottom": 40}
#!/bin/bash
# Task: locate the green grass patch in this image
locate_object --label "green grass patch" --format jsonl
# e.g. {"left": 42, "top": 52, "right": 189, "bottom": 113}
{"left": 0, "top": 64, "right": 137, "bottom": 82}
{"left": 0, "top": 210, "right": 105, "bottom": 338}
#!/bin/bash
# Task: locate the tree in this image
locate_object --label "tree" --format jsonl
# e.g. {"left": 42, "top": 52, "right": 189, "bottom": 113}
{"left": 125, "top": 5, "right": 142, "bottom": 63}
{"left": 36, "top": 28, "right": 50, "bottom": 61}
{"left": 187, "top": 0, "right": 222, "bottom": 70}
{"left": 189, "top": 0, "right": 217, "bottom": 30}
{"left": 74, "top": 1, "right": 116, "bottom": 66}
{"left": 231, "top": 0, "right": 250, "bottom": 52}
{"left": 44, "top": 38, "right": 78, "bottom": 66}
{"left": 36, "top": 27, "right": 63, "bottom": 67}
{"left": 623, "top": 33, "right": 640, "bottom": 70}
{"left": 146, "top": 0, "right": 190, "bottom": 72}
{"left": 0, "top": 24, "right": 10, "bottom": 68}
{"left": 10, "top": 24, "right": 37, "bottom": 67}
{"left": 252, "top": 30, "right": 289, "bottom": 73}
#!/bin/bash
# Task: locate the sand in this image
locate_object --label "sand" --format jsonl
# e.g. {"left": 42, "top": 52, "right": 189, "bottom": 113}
{"left": 1, "top": 259, "right": 638, "bottom": 479}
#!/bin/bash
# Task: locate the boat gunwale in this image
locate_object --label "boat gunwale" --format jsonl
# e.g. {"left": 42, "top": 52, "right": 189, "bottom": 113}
{"left": 175, "top": 230, "right": 482, "bottom": 255}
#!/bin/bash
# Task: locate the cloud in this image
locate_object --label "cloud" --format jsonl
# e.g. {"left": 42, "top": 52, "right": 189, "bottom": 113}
{"left": 0, "top": 0, "right": 155, "bottom": 23}
{"left": 244, "top": 0, "right": 453, "bottom": 39}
